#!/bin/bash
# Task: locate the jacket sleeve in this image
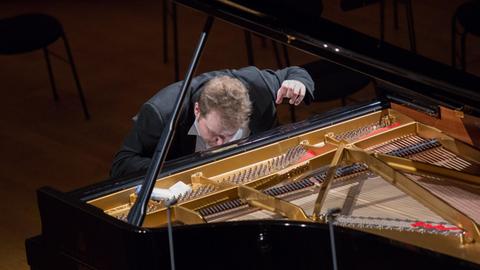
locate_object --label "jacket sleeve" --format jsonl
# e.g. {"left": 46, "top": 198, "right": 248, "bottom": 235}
{"left": 110, "top": 103, "right": 165, "bottom": 178}
{"left": 259, "top": 66, "right": 315, "bottom": 104}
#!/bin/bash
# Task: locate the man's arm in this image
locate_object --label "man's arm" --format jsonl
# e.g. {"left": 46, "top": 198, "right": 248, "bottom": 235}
{"left": 110, "top": 103, "right": 164, "bottom": 178}
{"left": 258, "top": 66, "right": 315, "bottom": 104}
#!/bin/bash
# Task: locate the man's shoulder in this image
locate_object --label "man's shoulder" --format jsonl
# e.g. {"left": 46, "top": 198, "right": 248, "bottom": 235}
{"left": 143, "top": 66, "right": 265, "bottom": 110}
{"left": 232, "top": 66, "right": 262, "bottom": 77}
{"left": 145, "top": 81, "right": 183, "bottom": 113}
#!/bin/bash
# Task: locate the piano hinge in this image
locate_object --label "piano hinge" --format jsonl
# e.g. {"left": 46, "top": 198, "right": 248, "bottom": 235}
{"left": 286, "top": 34, "right": 296, "bottom": 44}
{"left": 454, "top": 109, "right": 465, "bottom": 119}
{"left": 385, "top": 94, "right": 439, "bottom": 118}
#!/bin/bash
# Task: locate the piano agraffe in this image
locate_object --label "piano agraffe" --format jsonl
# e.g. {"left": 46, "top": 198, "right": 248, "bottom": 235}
{"left": 26, "top": 1, "right": 480, "bottom": 269}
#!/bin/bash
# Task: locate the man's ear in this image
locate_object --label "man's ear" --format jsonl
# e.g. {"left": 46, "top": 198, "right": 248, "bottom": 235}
{"left": 194, "top": 102, "right": 200, "bottom": 118}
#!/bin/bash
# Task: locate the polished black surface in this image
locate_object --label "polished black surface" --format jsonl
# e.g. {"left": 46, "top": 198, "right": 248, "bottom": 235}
{"left": 28, "top": 185, "right": 480, "bottom": 270}
{"left": 25, "top": 100, "right": 480, "bottom": 269}
{"left": 176, "top": 0, "right": 480, "bottom": 115}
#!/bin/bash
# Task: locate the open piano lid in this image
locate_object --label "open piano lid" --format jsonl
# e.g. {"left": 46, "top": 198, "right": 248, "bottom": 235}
{"left": 176, "top": 0, "right": 480, "bottom": 116}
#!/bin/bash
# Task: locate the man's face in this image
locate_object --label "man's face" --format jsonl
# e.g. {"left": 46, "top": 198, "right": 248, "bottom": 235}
{"left": 194, "top": 103, "right": 238, "bottom": 148}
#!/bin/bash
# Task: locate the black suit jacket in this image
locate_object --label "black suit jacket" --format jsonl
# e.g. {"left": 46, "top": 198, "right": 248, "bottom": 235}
{"left": 111, "top": 66, "right": 314, "bottom": 178}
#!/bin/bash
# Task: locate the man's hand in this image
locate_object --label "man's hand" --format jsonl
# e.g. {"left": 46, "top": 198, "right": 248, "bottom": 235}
{"left": 275, "top": 80, "right": 306, "bottom": 106}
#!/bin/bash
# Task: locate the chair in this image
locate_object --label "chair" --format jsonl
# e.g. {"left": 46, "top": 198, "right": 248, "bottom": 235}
{"left": 241, "top": 2, "right": 372, "bottom": 122}
{"left": 0, "top": 13, "right": 90, "bottom": 119}
{"left": 301, "top": 60, "right": 371, "bottom": 105}
{"left": 267, "top": 45, "right": 372, "bottom": 122}
{"left": 254, "top": 48, "right": 372, "bottom": 122}
{"left": 451, "top": 1, "right": 480, "bottom": 71}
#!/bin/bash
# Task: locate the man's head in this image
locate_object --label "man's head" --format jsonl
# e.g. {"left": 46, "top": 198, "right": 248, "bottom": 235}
{"left": 194, "top": 76, "right": 251, "bottom": 148}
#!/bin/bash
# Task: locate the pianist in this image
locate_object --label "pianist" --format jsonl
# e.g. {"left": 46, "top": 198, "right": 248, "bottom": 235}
{"left": 111, "top": 66, "right": 314, "bottom": 177}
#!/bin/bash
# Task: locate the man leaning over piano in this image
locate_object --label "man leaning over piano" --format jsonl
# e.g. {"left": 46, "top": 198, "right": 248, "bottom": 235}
{"left": 111, "top": 66, "right": 314, "bottom": 178}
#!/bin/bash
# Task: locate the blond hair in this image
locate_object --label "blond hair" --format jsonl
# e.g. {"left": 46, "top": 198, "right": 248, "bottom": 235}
{"left": 198, "top": 76, "right": 252, "bottom": 131}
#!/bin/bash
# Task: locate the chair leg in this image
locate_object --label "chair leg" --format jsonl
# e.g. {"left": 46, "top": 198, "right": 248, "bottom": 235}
{"left": 372, "top": 79, "right": 382, "bottom": 98}
{"left": 282, "top": 45, "right": 291, "bottom": 67}
{"left": 405, "top": 0, "right": 416, "bottom": 53}
{"left": 61, "top": 33, "right": 90, "bottom": 120}
{"left": 289, "top": 105, "right": 296, "bottom": 123}
{"left": 393, "top": 0, "right": 399, "bottom": 30}
{"left": 272, "top": 41, "right": 283, "bottom": 68}
{"left": 379, "top": 0, "right": 385, "bottom": 44}
{"left": 260, "top": 36, "right": 267, "bottom": 48}
{"left": 451, "top": 15, "right": 457, "bottom": 68}
{"left": 460, "top": 31, "right": 467, "bottom": 71}
{"left": 43, "top": 48, "right": 59, "bottom": 101}
{"left": 162, "top": 0, "right": 169, "bottom": 64}
{"left": 280, "top": 44, "right": 296, "bottom": 122}
{"left": 244, "top": 31, "right": 255, "bottom": 66}
{"left": 172, "top": 1, "right": 180, "bottom": 81}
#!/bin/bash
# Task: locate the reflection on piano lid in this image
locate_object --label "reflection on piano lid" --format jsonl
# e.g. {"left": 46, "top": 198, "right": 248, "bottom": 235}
{"left": 179, "top": 0, "right": 480, "bottom": 116}
{"left": 340, "top": 0, "right": 380, "bottom": 11}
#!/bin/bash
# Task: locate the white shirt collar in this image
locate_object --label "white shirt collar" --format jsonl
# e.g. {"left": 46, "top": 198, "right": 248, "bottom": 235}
{"left": 188, "top": 118, "right": 249, "bottom": 152}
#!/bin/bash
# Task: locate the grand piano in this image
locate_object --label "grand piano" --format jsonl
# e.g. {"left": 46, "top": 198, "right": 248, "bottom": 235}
{"left": 25, "top": 1, "right": 480, "bottom": 269}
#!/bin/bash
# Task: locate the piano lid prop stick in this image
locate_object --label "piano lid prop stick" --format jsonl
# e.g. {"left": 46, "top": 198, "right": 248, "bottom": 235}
{"left": 127, "top": 16, "right": 215, "bottom": 226}
{"left": 166, "top": 198, "right": 178, "bottom": 270}
{"left": 326, "top": 208, "right": 341, "bottom": 270}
